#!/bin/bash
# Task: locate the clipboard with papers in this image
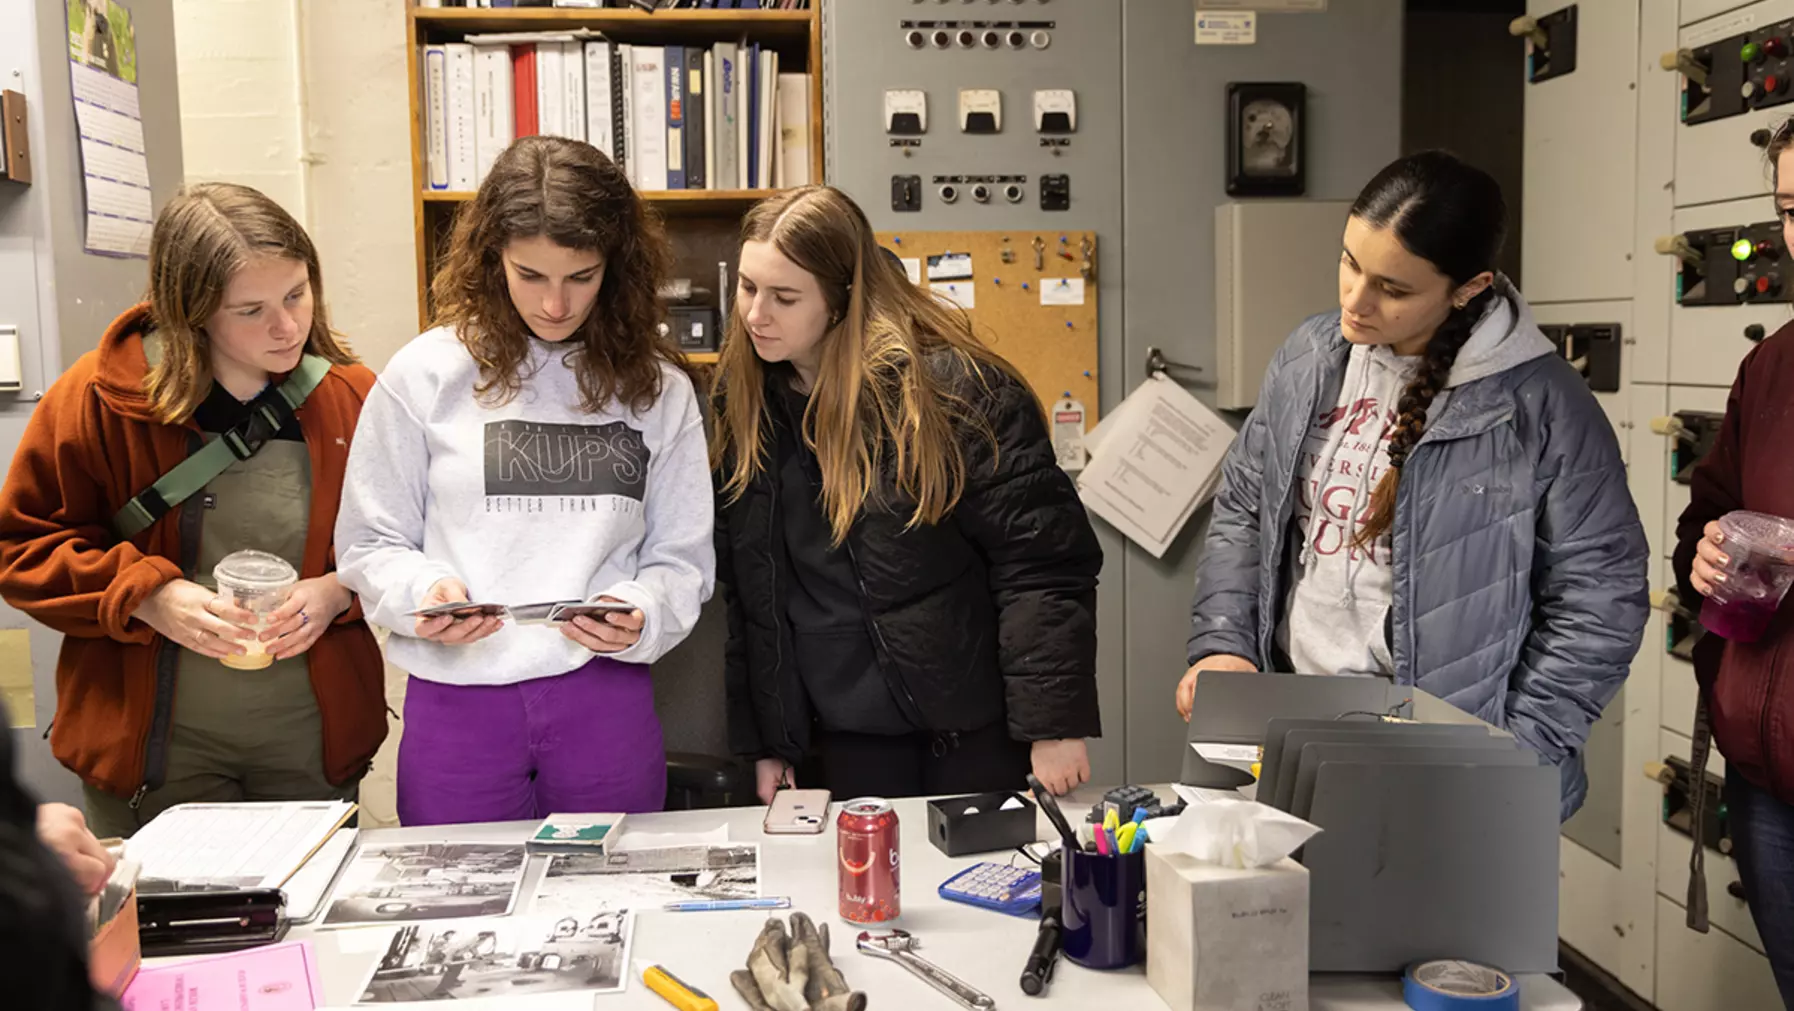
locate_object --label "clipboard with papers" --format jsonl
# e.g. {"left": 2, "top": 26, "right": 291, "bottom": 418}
{"left": 126, "top": 800, "right": 360, "bottom": 924}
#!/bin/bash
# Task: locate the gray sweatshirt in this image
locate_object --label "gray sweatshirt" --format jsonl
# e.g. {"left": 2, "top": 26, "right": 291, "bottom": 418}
{"left": 1275, "top": 283, "right": 1553, "bottom": 676}
{"left": 335, "top": 326, "right": 716, "bottom": 685}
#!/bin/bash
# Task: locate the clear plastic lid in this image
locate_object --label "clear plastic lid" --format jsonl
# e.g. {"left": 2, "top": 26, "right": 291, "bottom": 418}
{"left": 1717, "top": 511, "right": 1794, "bottom": 563}
{"left": 212, "top": 549, "right": 299, "bottom": 591}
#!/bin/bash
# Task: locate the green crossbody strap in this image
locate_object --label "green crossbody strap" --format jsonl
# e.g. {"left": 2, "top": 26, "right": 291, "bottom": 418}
{"left": 112, "top": 354, "right": 333, "bottom": 540}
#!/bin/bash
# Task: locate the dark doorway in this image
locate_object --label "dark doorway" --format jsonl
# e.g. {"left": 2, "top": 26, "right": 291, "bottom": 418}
{"left": 1403, "top": 0, "right": 1526, "bottom": 286}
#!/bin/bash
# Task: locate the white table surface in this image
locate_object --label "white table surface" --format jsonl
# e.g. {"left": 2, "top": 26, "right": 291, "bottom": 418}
{"left": 280, "top": 788, "right": 1582, "bottom": 1011}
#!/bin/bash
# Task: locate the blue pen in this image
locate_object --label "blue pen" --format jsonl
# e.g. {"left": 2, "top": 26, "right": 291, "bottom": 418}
{"left": 663, "top": 897, "right": 791, "bottom": 912}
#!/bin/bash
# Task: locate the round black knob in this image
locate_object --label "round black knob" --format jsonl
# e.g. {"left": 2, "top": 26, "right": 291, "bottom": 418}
{"left": 1753, "top": 127, "right": 1775, "bottom": 148}
{"left": 1746, "top": 323, "right": 1768, "bottom": 342}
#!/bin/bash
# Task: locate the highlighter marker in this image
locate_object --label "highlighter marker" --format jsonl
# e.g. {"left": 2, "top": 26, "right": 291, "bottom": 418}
{"left": 1130, "top": 807, "right": 1148, "bottom": 825}
{"left": 1093, "top": 824, "right": 1110, "bottom": 855}
{"left": 1116, "top": 823, "right": 1137, "bottom": 854}
{"left": 1102, "top": 808, "right": 1121, "bottom": 833}
{"left": 644, "top": 965, "right": 720, "bottom": 1011}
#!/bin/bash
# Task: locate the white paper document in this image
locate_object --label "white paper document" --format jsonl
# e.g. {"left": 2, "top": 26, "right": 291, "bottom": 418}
{"left": 1076, "top": 373, "right": 1236, "bottom": 558}
{"left": 127, "top": 800, "right": 357, "bottom": 892}
{"left": 1172, "top": 783, "right": 1248, "bottom": 806}
{"left": 285, "top": 827, "right": 360, "bottom": 924}
{"left": 1191, "top": 742, "right": 1261, "bottom": 765}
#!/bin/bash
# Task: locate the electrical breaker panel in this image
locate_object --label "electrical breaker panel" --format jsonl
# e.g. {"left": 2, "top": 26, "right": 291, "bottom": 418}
{"left": 825, "top": 0, "right": 1121, "bottom": 225}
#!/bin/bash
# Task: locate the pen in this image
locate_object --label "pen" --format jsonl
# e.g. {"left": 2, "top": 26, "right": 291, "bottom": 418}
{"left": 662, "top": 897, "right": 791, "bottom": 912}
{"left": 644, "top": 965, "right": 720, "bottom": 1011}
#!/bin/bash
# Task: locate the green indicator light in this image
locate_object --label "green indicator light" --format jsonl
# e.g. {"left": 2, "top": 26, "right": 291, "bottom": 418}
{"left": 1744, "top": 41, "right": 1764, "bottom": 63}
{"left": 1733, "top": 238, "right": 1756, "bottom": 261}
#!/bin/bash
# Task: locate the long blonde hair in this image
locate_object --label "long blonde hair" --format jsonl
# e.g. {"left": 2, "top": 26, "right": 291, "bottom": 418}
{"left": 145, "top": 182, "right": 355, "bottom": 424}
{"left": 710, "top": 185, "right": 1031, "bottom": 545}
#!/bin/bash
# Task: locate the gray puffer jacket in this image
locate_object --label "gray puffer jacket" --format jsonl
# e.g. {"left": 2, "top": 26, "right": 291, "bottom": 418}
{"left": 1187, "top": 280, "right": 1649, "bottom": 820}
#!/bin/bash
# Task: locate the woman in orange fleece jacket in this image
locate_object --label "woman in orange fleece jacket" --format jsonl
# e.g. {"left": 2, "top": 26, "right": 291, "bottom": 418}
{"left": 0, "top": 183, "right": 387, "bottom": 838}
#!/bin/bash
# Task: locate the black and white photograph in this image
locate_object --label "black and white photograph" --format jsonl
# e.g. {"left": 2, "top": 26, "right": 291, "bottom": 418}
{"left": 323, "top": 843, "right": 528, "bottom": 927}
{"left": 355, "top": 912, "right": 633, "bottom": 1004}
{"left": 532, "top": 844, "right": 759, "bottom": 919}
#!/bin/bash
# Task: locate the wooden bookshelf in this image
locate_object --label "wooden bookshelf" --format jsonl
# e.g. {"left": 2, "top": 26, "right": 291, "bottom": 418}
{"left": 405, "top": 2, "right": 825, "bottom": 337}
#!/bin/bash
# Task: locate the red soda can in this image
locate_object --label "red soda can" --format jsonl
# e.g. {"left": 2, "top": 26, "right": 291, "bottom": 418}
{"left": 838, "top": 797, "right": 900, "bottom": 924}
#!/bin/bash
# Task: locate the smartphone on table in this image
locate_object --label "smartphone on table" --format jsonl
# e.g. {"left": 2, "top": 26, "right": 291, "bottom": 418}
{"left": 763, "top": 789, "right": 833, "bottom": 835}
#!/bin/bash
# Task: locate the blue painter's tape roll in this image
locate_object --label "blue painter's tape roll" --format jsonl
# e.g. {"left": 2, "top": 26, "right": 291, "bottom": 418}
{"left": 1402, "top": 960, "right": 1520, "bottom": 1011}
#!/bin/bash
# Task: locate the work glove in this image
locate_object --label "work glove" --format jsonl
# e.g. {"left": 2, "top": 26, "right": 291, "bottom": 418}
{"left": 730, "top": 912, "right": 867, "bottom": 1011}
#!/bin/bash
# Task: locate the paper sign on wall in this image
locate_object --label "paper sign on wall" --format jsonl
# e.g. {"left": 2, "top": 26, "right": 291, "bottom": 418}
{"left": 1052, "top": 398, "right": 1088, "bottom": 472}
{"left": 1041, "top": 278, "right": 1086, "bottom": 306}
{"left": 1196, "top": 12, "right": 1257, "bottom": 45}
{"left": 901, "top": 257, "right": 923, "bottom": 284}
{"left": 931, "top": 281, "right": 975, "bottom": 310}
{"left": 1199, "top": 0, "right": 1324, "bottom": 11}
{"left": 927, "top": 252, "right": 974, "bottom": 280}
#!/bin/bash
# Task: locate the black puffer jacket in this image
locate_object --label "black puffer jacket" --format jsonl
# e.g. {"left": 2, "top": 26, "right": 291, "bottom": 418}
{"left": 719, "top": 360, "right": 1104, "bottom": 764}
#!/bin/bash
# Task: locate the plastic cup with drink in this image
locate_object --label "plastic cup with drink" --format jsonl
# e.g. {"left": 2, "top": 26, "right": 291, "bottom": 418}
{"left": 212, "top": 549, "right": 298, "bottom": 670}
{"left": 1702, "top": 511, "right": 1794, "bottom": 643}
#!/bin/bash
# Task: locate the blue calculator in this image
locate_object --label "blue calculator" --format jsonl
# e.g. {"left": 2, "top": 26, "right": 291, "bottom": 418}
{"left": 937, "top": 862, "right": 1043, "bottom": 917}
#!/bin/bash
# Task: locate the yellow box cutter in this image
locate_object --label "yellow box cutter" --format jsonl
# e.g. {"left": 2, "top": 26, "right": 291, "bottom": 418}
{"left": 644, "top": 965, "right": 719, "bottom": 1011}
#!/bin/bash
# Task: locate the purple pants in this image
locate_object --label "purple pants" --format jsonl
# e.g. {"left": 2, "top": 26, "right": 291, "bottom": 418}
{"left": 397, "top": 656, "right": 666, "bottom": 826}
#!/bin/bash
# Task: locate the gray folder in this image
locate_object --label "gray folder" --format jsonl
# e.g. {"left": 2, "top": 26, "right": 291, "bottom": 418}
{"left": 1180, "top": 670, "right": 1411, "bottom": 787}
{"left": 1288, "top": 740, "right": 1540, "bottom": 821}
{"left": 1302, "top": 759, "right": 1560, "bottom": 972}
{"left": 1263, "top": 723, "right": 1513, "bottom": 813}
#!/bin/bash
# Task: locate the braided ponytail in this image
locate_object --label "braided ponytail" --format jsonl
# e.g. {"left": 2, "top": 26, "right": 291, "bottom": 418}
{"left": 1353, "top": 286, "right": 1496, "bottom": 550}
{"left": 1343, "top": 150, "right": 1508, "bottom": 551}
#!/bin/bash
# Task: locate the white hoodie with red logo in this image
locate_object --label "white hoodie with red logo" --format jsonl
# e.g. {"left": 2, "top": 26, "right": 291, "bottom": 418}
{"left": 1273, "top": 292, "right": 1538, "bottom": 677}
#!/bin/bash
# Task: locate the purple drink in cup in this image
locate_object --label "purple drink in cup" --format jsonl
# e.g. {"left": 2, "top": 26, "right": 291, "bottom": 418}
{"left": 1703, "top": 511, "right": 1794, "bottom": 643}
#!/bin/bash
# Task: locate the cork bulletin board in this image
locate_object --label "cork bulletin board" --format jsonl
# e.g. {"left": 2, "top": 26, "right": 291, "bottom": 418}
{"left": 875, "top": 229, "right": 1100, "bottom": 420}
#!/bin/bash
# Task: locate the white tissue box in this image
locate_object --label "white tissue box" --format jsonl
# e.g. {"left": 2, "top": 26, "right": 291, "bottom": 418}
{"left": 1146, "top": 846, "right": 1309, "bottom": 1011}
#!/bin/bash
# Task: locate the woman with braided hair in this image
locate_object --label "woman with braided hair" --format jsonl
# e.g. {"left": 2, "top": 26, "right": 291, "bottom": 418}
{"left": 1178, "top": 150, "right": 1649, "bottom": 820}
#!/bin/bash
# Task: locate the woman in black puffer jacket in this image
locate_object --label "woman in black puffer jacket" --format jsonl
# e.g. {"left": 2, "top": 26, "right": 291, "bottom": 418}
{"left": 712, "top": 185, "right": 1103, "bottom": 802}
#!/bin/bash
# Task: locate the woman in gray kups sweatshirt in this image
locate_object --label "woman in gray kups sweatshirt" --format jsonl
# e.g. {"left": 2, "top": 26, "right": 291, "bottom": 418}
{"left": 1178, "top": 151, "right": 1648, "bottom": 821}
{"left": 335, "top": 137, "right": 715, "bottom": 827}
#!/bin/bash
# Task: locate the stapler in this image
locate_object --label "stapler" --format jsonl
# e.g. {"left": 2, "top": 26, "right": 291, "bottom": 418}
{"left": 135, "top": 887, "right": 287, "bottom": 957}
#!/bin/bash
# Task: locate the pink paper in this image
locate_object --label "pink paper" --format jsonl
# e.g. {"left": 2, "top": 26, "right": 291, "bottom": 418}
{"left": 121, "top": 940, "right": 327, "bottom": 1010}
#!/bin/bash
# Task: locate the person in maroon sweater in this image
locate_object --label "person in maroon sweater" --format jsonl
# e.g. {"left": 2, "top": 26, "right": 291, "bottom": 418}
{"left": 1673, "top": 119, "right": 1794, "bottom": 1010}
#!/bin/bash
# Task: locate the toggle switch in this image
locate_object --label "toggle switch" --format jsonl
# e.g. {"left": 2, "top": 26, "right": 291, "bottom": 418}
{"left": 1655, "top": 234, "right": 1702, "bottom": 264}
{"left": 1508, "top": 15, "right": 1547, "bottom": 48}
{"left": 1660, "top": 49, "right": 1710, "bottom": 87}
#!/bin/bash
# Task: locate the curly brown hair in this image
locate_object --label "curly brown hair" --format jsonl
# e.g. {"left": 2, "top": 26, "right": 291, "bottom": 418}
{"left": 430, "top": 136, "right": 680, "bottom": 413}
